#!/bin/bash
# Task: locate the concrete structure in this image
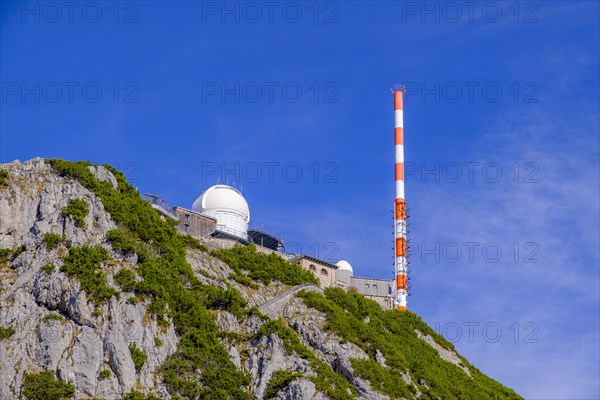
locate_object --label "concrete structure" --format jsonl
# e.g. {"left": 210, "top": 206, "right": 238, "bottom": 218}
{"left": 348, "top": 276, "right": 393, "bottom": 309}
{"left": 392, "top": 85, "right": 409, "bottom": 311}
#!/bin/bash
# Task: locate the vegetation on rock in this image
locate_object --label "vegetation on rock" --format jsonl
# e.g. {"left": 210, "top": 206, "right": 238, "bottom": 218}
{"left": 0, "top": 325, "right": 16, "bottom": 340}
{"left": 61, "top": 198, "right": 89, "bottom": 228}
{"left": 119, "top": 390, "right": 161, "bottom": 400}
{"left": 128, "top": 342, "right": 147, "bottom": 372}
{"left": 60, "top": 245, "right": 120, "bottom": 305}
{"left": 0, "top": 169, "right": 9, "bottom": 187}
{"left": 256, "top": 319, "right": 356, "bottom": 399}
{"left": 42, "top": 233, "right": 64, "bottom": 250}
{"left": 21, "top": 371, "right": 74, "bottom": 400}
{"left": 212, "top": 244, "right": 319, "bottom": 286}
{"left": 264, "top": 370, "right": 303, "bottom": 399}
{"left": 296, "top": 288, "right": 522, "bottom": 399}
{"left": 106, "top": 229, "right": 137, "bottom": 253}
{"left": 0, "top": 244, "right": 26, "bottom": 264}
{"left": 114, "top": 268, "right": 137, "bottom": 292}
{"left": 40, "top": 263, "right": 56, "bottom": 274}
{"left": 42, "top": 313, "right": 65, "bottom": 322}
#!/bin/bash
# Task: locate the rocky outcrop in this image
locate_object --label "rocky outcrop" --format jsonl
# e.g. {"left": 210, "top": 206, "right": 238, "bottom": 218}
{"left": 0, "top": 159, "right": 177, "bottom": 399}
{"left": 415, "top": 330, "right": 471, "bottom": 376}
{"left": 259, "top": 283, "right": 323, "bottom": 319}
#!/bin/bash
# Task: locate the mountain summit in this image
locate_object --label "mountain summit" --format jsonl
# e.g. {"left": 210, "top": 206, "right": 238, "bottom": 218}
{"left": 0, "top": 158, "right": 521, "bottom": 400}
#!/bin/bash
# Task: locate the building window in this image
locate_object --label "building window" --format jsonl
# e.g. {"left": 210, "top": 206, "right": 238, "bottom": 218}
{"left": 309, "top": 264, "right": 316, "bottom": 271}
{"left": 365, "top": 283, "right": 370, "bottom": 289}
{"left": 184, "top": 224, "right": 190, "bottom": 232}
{"left": 321, "top": 268, "right": 328, "bottom": 276}
{"left": 373, "top": 284, "right": 378, "bottom": 289}
{"left": 184, "top": 214, "right": 190, "bottom": 222}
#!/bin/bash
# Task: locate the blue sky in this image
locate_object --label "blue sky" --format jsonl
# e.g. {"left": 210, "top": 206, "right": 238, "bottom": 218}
{"left": 1, "top": 1, "right": 599, "bottom": 398}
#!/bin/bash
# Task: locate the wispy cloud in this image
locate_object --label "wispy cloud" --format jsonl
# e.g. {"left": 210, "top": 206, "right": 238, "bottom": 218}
{"left": 260, "top": 91, "right": 599, "bottom": 399}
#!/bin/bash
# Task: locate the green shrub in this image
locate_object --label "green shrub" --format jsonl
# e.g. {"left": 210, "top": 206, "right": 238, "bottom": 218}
{"left": 296, "top": 288, "right": 522, "bottom": 400}
{"left": 114, "top": 268, "right": 137, "bottom": 292}
{"left": 21, "top": 370, "right": 75, "bottom": 400}
{"left": 41, "top": 263, "right": 56, "bottom": 274}
{"left": 106, "top": 229, "right": 136, "bottom": 253}
{"left": 0, "top": 325, "right": 15, "bottom": 340}
{"left": 0, "top": 249, "right": 11, "bottom": 263}
{"left": 247, "top": 306, "right": 269, "bottom": 321}
{"left": 61, "top": 198, "right": 89, "bottom": 228}
{"left": 203, "top": 283, "right": 248, "bottom": 317}
{"left": 256, "top": 320, "right": 311, "bottom": 358}
{"left": 154, "top": 336, "right": 163, "bottom": 346}
{"left": 0, "top": 169, "right": 9, "bottom": 187}
{"left": 42, "top": 233, "right": 64, "bottom": 250}
{"left": 264, "top": 370, "right": 303, "bottom": 399}
{"left": 256, "top": 319, "right": 355, "bottom": 399}
{"left": 218, "top": 331, "right": 244, "bottom": 344}
{"left": 351, "top": 358, "right": 413, "bottom": 398}
{"left": 119, "top": 390, "right": 161, "bottom": 400}
{"left": 212, "top": 244, "right": 319, "bottom": 286}
{"left": 43, "top": 314, "right": 65, "bottom": 322}
{"left": 0, "top": 244, "right": 26, "bottom": 263}
{"left": 128, "top": 342, "right": 147, "bottom": 372}
{"left": 230, "top": 273, "right": 260, "bottom": 289}
{"left": 60, "top": 245, "right": 119, "bottom": 305}
{"left": 99, "top": 369, "right": 111, "bottom": 379}
{"left": 180, "top": 234, "right": 208, "bottom": 252}
{"left": 13, "top": 244, "right": 26, "bottom": 258}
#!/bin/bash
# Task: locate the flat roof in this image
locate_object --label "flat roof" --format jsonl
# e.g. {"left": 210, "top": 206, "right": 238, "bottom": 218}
{"left": 351, "top": 276, "right": 394, "bottom": 283}
{"left": 174, "top": 206, "right": 218, "bottom": 222}
{"left": 292, "top": 255, "right": 338, "bottom": 269}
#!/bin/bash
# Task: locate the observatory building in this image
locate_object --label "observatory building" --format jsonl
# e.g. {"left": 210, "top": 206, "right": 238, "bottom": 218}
{"left": 146, "top": 184, "right": 283, "bottom": 251}
{"left": 145, "top": 183, "right": 395, "bottom": 308}
{"left": 192, "top": 184, "right": 250, "bottom": 242}
{"left": 146, "top": 82, "right": 409, "bottom": 311}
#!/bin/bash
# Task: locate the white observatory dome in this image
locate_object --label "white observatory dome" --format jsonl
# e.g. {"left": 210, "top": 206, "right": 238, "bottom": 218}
{"left": 336, "top": 260, "right": 353, "bottom": 274}
{"left": 192, "top": 185, "right": 250, "bottom": 240}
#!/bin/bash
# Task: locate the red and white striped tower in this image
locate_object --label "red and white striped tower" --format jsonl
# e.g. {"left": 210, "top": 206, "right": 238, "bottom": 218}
{"left": 392, "top": 85, "right": 408, "bottom": 311}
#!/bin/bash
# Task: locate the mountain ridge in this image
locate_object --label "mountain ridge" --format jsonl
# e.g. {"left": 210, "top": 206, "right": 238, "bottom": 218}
{"left": 0, "top": 158, "right": 522, "bottom": 400}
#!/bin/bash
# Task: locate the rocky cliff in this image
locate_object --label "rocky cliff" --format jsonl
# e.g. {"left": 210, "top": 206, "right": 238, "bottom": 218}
{"left": 0, "top": 158, "right": 522, "bottom": 400}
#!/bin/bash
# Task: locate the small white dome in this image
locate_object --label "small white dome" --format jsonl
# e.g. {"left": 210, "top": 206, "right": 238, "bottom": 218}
{"left": 336, "top": 260, "right": 353, "bottom": 273}
{"left": 192, "top": 185, "right": 250, "bottom": 222}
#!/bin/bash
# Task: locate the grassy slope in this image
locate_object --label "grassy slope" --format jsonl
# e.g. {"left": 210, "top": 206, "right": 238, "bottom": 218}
{"left": 297, "top": 289, "right": 522, "bottom": 399}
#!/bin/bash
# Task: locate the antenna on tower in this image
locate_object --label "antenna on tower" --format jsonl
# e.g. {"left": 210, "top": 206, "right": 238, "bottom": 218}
{"left": 391, "top": 84, "right": 409, "bottom": 312}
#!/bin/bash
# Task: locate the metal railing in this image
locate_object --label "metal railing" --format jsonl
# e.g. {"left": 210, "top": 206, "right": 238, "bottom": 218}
{"left": 215, "top": 225, "right": 249, "bottom": 241}
{"left": 145, "top": 193, "right": 179, "bottom": 220}
{"left": 248, "top": 225, "right": 284, "bottom": 243}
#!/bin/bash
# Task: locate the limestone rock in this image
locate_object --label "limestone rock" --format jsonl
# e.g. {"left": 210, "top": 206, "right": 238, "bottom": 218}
{"left": 0, "top": 159, "right": 177, "bottom": 399}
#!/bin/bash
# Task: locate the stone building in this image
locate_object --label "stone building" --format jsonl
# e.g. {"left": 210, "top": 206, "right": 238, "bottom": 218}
{"left": 292, "top": 255, "right": 338, "bottom": 288}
